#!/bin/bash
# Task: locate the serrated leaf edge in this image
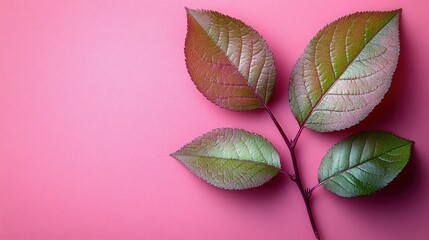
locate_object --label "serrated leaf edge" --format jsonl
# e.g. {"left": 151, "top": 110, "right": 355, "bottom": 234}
{"left": 290, "top": 9, "right": 401, "bottom": 132}
{"left": 170, "top": 127, "right": 281, "bottom": 190}
{"left": 184, "top": 8, "right": 277, "bottom": 111}
{"left": 319, "top": 131, "right": 413, "bottom": 197}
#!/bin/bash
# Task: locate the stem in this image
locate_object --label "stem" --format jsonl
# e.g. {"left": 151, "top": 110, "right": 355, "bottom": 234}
{"left": 289, "top": 145, "right": 320, "bottom": 240}
{"left": 260, "top": 101, "right": 293, "bottom": 150}
{"left": 280, "top": 169, "right": 295, "bottom": 181}
{"left": 292, "top": 125, "right": 305, "bottom": 147}
{"left": 260, "top": 102, "right": 320, "bottom": 240}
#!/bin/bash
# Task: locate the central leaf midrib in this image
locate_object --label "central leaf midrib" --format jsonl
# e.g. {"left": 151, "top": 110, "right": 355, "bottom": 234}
{"left": 319, "top": 141, "right": 410, "bottom": 185}
{"left": 189, "top": 12, "right": 267, "bottom": 104}
{"left": 173, "top": 153, "right": 280, "bottom": 171}
{"left": 301, "top": 12, "right": 399, "bottom": 127}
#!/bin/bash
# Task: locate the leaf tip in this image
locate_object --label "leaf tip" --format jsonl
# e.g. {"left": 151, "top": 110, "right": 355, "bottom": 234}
{"left": 399, "top": 135, "right": 414, "bottom": 146}
{"left": 169, "top": 151, "right": 179, "bottom": 159}
{"left": 184, "top": 7, "right": 197, "bottom": 16}
{"left": 389, "top": 8, "right": 401, "bottom": 18}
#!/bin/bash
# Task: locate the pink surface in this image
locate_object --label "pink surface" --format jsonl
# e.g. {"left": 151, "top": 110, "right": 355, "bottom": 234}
{"left": 1, "top": 0, "right": 428, "bottom": 239}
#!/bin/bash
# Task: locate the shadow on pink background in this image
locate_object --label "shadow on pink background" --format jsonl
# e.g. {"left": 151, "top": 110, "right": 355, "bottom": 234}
{"left": 1, "top": 0, "right": 428, "bottom": 239}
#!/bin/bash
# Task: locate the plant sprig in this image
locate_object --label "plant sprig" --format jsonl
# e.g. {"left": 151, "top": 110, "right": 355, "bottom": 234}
{"left": 171, "top": 8, "right": 412, "bottom": 239}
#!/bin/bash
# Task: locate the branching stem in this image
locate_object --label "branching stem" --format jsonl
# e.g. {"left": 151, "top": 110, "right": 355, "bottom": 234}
{"left": 260, "top": 101, "right": 320, "bottom": 240}
{"left": 310, "top": 182, "right": 323, "bottom": 194}
{"left": 279, "top": 169, "right": 295, "bottom": 181}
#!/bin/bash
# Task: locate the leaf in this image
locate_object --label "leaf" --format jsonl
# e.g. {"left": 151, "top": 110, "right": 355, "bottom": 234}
{"left": 289, "top": 10, "right": 401, "bottom": 132}
{"left": 184, "top": 8, "right": 276, "bottom": 111}
{"left": 318, "top": 131, "right": 413, "bottom": 197}
{"left": 171, "top": 128, "right": 281, "bottom": 190}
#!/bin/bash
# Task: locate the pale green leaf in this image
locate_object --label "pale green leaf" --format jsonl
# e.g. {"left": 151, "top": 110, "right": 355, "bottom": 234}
{"left": 318, "top": 131, "right": 413, "bottom": 197}
{"left": 289, "top": 10, "right": 401, "bottom": 132}
{"left": 171, "top": 128, "right": 281, "bottom": 190}
{"left": 185, "top": 8, "right": 276, "bottom": 111}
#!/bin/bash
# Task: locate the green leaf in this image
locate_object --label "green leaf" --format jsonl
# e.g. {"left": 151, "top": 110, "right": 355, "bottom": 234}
{"left": 185, "top": 8, "right": 276, "bottom": 111}
{"left": 289, "top": 10, "right": 401, "bottom": 132}
{"left": 171, "top": 128, "right": 281, "bottom": 190}
{"left": 318, "top": 131, "right": 413, "bottom": 197}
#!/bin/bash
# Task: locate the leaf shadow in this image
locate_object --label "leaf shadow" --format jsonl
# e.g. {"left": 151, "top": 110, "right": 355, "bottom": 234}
{"left": 185, "top": 173, "right": 289, "bottom": 222}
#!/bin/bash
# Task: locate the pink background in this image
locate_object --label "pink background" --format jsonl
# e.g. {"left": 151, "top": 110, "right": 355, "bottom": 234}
{"left": 1, "top": 0, "right": 428, "bottom": 239}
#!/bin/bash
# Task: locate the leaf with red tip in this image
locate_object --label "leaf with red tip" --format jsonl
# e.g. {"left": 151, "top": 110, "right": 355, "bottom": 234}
{"left": 289, "top": 10, "right": 401, "bottom": 132}
{"left": 185, "top": 8, "right": 276, "bottom": 111}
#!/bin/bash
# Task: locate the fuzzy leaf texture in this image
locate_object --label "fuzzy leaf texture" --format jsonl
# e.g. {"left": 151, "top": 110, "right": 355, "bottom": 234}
{"left": 185, "top": 8, "right": 276, "bottom": 111}
{"left": 289, "top": 10, "right": 401, "bottom": 132}
{"left": 171, "top": 128, "right": 281, "bottom": 190}
{"left": 318, "top": 131, "right": 412, "bottom": 197}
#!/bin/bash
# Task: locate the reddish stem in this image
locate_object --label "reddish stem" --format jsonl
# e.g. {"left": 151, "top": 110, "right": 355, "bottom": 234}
{"left": 260, "top": 102, "right": 320, "bottom": 240}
